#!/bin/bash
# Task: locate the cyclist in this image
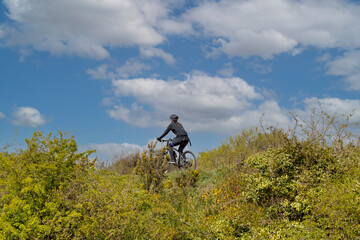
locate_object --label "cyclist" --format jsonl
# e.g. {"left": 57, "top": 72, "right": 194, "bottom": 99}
{"left": 156, "top": 114, "right": 190, "bottom": 163}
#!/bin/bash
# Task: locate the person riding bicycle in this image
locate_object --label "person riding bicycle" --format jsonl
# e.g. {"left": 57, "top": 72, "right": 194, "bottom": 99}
{"left": 156, "top": 114, "right": 190, "bottom": 163}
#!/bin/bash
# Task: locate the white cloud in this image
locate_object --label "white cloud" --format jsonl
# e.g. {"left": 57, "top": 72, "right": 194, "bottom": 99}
{"left": 316, "top": 53, "right": 332, "bottom": 62}
{"left": 184, "top": 0, "right": 360, "bottom": 58}
{"left": 106, "top": 69, "right": 360, "bottom": 134}
{"left": 186, "top": 99, "right": 291, "bottom": 133}
{"left": 106, "top": 72, "right": 294, "bottom": 134}
{"left": 218, "top": 29, "right": 297, "bottom": 59}
{"left": 3, "top": 0, "right": 360, "bottom": 61}
{"left": 0, "top": 112, "right": 5, "bottom": 119}
{"left": 107, "top": 102, "right": 151, "bottom": 127}
{"left": 86, "top": 64, "right": 111, "bottom": 80}
{"left": 11, "top": 107, "right": 47, "bottom": 127}
{"left": 217, "top": 62, "right": 235, "bottom": 77}
{"left": 116, "top": 58, "right": 151, "bottom": 78}
{"left": 301, "top": 97, "right": 360, "bottom": 120}
{"left": 87, "top": 59, "right": 151, "bottom": 80}
{"left": 292, "top": 97, "right": 360, "bottom": 139}
{"left": 2, "top": 0, "right": 169, "bottom": 59}
{"left": 291, "top": 46, "right": 307, "bottom": 56}
{"left": 158, "top": 18, "right": 193, "bottom": 35}
{"left": 325, "top": 50, "right": 360, "bottom": 90}
{"left": 140, "top": 46, "right": 176, "bottom": 65}
{"left": 80, "top": 142, "right": 144, "bottom": 163}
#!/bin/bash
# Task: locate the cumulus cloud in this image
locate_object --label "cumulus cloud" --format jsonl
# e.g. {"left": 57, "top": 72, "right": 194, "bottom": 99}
{"left": 2, "top": 0, "right": 171, "bottom": 59}
{"left": 325, "top": 50, "right": 360, "bottom": 90}
{"left": 105, "top": 69, "right": 360, "bottom": 134}
{"left": 157, "top": 18, "right": 193, "bottom": 35}
{"left": 0, "top": 112, "right": 5, "bottom": 119}
{"left": 107, "top": 102, "right": 151, "bottom": 127}
{"left": 219, "top": 29, "right": 297, "bottom": 59}
{"left": 2, "top": 0, "right": 360, "bottom": 62}
{"left": 105, "top": 72, "right": 294, "bottom": 134}
{"left": 292, "top": 97, "right": 360, "bottom": 139}
{"left": 300, "top": 97, "right": 360, "bottom": 120}
{"left": 11, "top": 107, "right": 47, "bottom": 127}
{"left": 86, "top": 64, "right": 111, "bottom": 80}
{"left": 86, "top": 47, "right": 176, "bottom": 80}
{"left": 80, "top": 142, "right": 144, "bottom": 163}
{"left": 217, "top": 62, "right": 235, "bottom": 77}
{"left": 184, "top": 0, "right": 360, "bottom": 58}
{"left": 3, "top": 0, "right": 360, "bottom": 61}
{"left": 87, "top": 59, "right": 151, "bottom": 80}
{"left": 186, "top": 99, "right": 290, "bottom": 133}
{"left": 140, "top": 46, "right": 176, "bottom": 65}
{"left": 316, "top": 53, "right": 332, "bottom": 63}
{"left": 116, "top": 59, "right": 151, "bottom": 78}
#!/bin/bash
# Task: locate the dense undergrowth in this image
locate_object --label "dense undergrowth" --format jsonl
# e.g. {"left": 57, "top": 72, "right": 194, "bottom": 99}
{"left": 1, "top": 110, "right": 360, "bottom": 239}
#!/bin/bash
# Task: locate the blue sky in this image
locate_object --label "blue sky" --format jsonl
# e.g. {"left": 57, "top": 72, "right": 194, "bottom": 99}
{"left": 1, "top": 0, "right": 360, "bottom": 163}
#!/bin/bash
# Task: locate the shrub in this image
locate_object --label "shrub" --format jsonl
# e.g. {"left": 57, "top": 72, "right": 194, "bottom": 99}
{"left": 107, "top": 152, "right": 140, "bottom": 175}
{"left": 135, "top": 142, "right": 169, "bottom": 192}
{"left": 174, "top": 169, "right": 201, "bottom": 188}
{"left": 1, "top": 107, "right": 360, "bottom": 239}
{"left": 0, "top": 131, "right": 94, "bottom": 239}
{"left": 198, "top": 127, "right": 289, "bottom": 169}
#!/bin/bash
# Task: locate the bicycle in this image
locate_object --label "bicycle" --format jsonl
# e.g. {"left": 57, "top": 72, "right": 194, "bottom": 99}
{"left": 159, "top": 139, "right": 197, "bottom": 172}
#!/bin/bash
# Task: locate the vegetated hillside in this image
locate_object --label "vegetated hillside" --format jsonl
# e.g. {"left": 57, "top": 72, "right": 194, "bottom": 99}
{"left": 1, "top": 110, "right": 360, "bottom": 239}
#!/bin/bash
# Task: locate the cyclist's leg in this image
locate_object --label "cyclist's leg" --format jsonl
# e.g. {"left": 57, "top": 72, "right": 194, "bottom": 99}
{"left": 167, "top": 141, "right": 176, "bottom": 162}
{"left": 178, "top": 140, "right": 188, "bottom": 154}
{"left": 170, "top": 138, "right": 184, "bottom": 163}
{"left": 172, "top": 138, "right": 189, "bottom": 165}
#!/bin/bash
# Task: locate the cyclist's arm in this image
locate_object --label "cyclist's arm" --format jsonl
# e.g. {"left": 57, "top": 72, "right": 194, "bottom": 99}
{"left": 158, "top": 124, "right": 172, "bottom": 139}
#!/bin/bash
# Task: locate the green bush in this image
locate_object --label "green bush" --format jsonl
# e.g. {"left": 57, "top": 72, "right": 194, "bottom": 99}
{"left": 0, "top": 131, "right": 95, "bottom": 239}
{"left": 107, "top": 152, "right": 140, "bottom": 175}
{"left": 198, "top": 127, "right": 289, "bottom": 169}
{"left": 135, "top": 142, "right": 169, "bottom": 192}
{"left": 1, "top": 108, "right": 360, "bottom": 239}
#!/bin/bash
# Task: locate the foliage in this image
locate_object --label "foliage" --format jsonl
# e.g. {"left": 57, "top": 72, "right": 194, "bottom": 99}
{"left": 134, "top": 142, "right": 169, "bottom": 192}
{"left": 1, "top": 108, "right": 360, "bottom": 239}
{"left": 198, "top": 126, "right": 288, "bottom": 169}
{"left": 0, "top": 131, "right": 95, "bottom": 239}
{"left": 107, "top": 152, "right": 140, "bottom": 175}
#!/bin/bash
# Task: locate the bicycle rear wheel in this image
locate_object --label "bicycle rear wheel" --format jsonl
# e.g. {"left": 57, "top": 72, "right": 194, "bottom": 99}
{"left": 180, "top": 151, "right": 197, "bottom": 170}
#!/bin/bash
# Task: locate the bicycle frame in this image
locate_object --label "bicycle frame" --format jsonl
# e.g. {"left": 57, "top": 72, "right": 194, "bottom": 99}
{"left": 159, "top": 139, "right": 197, "bottom": 170}
{"left": 160, "top": 139, "right": 181, "bottom": 164}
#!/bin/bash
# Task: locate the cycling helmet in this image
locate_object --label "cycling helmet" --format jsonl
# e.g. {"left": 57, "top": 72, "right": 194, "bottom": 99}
{"left": 169, "top": 114, "right": 179, "bottom": 120}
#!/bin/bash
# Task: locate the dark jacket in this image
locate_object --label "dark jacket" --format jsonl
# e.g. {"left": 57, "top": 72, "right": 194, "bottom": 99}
{"left": 159, "top": 122, "right": 188, "bottom": 139}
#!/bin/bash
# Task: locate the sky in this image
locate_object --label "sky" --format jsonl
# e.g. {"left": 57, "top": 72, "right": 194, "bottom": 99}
{"left": 1, "top": 0, "right": 360, "bottom": 163}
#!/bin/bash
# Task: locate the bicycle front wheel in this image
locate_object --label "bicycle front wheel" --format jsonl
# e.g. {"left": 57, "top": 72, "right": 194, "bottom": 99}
{"left": 181, "top": 151, "right": 197, "bottom": 170}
